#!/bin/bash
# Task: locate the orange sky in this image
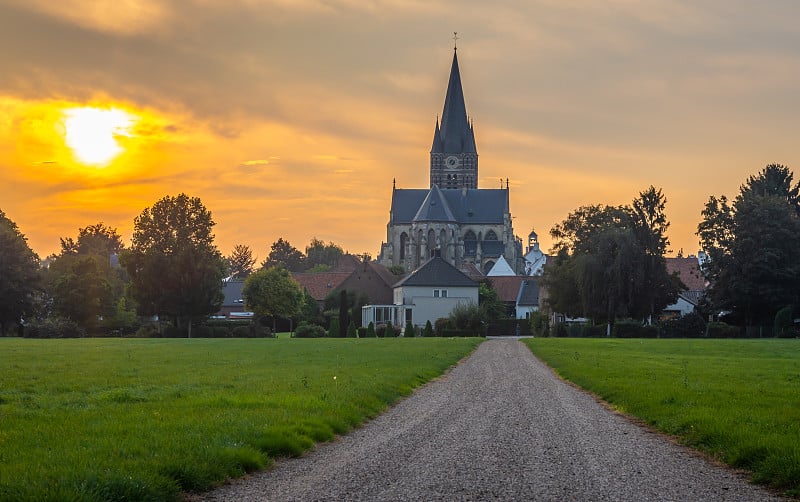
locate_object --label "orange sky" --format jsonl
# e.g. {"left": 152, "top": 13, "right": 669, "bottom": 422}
{"left": 1, "top": 1, "right": 799, "bottom": 261}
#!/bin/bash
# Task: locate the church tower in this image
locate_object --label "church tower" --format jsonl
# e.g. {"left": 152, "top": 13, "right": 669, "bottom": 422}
{"left": 429, "top": 47, "right": 478, "bottom": 190}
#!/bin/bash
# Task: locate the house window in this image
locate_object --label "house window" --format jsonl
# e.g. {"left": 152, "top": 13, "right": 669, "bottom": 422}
{"left": 433, "top": 289, "right": 448, "bottom": 298}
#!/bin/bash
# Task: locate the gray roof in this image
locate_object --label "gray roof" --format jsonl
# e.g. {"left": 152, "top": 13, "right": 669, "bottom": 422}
{"left": 516, "top": 279, "right": 540, "bottom": 307}
{"left": 481, "top": 241, "right": 505, "bottom": 257}
{"left": 392, "top": 188, "right": 508, "bottom": 225}
{"left": 430, "top": 50, "right": 477, "bottom": 155}
{"left": 222, "top": 279, "right": 246, "bottom": 307}
{"left": 395, "top": 256, "right": 478, "bottom": 288}
{"left": 413, "top": 185, "right": 457, "bottom": 222}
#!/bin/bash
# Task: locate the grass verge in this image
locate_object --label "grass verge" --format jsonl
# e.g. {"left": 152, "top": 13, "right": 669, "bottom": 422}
{"left": 523, "top": 338, "right": 800, "bottom": 497}
{"left": 0, "top": 337, "right": 481, "bottom": 501}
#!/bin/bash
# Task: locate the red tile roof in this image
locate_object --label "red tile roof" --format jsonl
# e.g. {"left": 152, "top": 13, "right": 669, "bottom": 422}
{"left": 665, "top": 257, "right": 706, "bottom": 292}
{"left": 485, "top": 276, "right": 524, "bottom": 302}
{"left": 292, "top": 272, "right": 350, "bottom": 301}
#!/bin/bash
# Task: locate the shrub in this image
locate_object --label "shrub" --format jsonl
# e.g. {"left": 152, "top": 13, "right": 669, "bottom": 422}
{"left": 294, "top": 322, "right": 326, "bottom": 338}
{"left": 660, "top": 312, "right": 706, "bottom": 338}
{"left": 404, "top": 321, "right": 416, "bottom": 337}
{"left": 613, "top": 320, "right": 658, "bottom": 338}
{"left": 449, "top": 303, "right": 484, "bottom": 332}
{"left": 366, "top": 322, "right": 376, "bottom": 338}
{"left": 213, "top": 326, "right": 233, "bottom": 338}
{"left": 356, "top": 327, "right": 367, "bottom": 338}
{"left": 385, "top": 320, "right": 398, "bottom": 337}
{"left": 774, "top": 306, "right": 794, "bottom": 338}
{"left": 423, "top": 320, "right": 434, "bottom": 337}
{"left": 23, "top": 317, "right": 85, "bottom": 338}
{"left": 328, "top": 318, "right": 340, "bottom": 338}
{"left": 529, "top": 312, "right": 549, "bottom": 337}
{"left": 346, "top": 321, "right": 357, "bottom": 338}
{"left": 706, "top": 322, "right": 742, "bottom": 338}
{"left": 434, "top": 318, "right": 451, "bottom": 337}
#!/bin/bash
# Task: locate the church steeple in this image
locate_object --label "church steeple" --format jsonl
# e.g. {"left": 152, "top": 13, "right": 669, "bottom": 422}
{"left": 430, "top": 45, "right": 478, "bottom": 190}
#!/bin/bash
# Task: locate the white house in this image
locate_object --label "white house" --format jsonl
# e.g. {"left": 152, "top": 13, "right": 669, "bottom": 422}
{"left": 362, "top": 256, "right": 479, "bottom": 330}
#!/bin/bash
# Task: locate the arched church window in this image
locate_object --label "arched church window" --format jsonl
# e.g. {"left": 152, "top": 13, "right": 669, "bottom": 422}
{"left": 464, "top": 230, "right": 477, "bottom": 257}
{"left": 483, "top": 260, "right": 495, "bottom": 275}
{"left": 485, "top": 230, "right": 498, "bottom": 241}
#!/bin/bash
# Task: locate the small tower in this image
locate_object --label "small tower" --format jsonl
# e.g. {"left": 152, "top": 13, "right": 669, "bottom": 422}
{"left": 526, "top": 228, "right": 539, "bottom": 254}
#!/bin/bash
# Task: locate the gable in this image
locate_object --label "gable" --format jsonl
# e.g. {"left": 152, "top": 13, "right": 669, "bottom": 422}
{"left": 396, "top": 256, "right": 477, "bottom": 288}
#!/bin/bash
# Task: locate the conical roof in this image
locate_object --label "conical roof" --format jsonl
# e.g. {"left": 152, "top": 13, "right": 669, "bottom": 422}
{"left": 431, "top": 50, "right": 477, "bottom": 155}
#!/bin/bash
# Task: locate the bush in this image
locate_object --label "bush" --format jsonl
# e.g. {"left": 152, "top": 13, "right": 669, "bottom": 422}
{"left": 449, "top": 303, "right": 484, "bottom": 333}
{"left": 434, "top": 318, "right": 451, "bottom": 337}
{"left": 294, "top": 322, "right": 326, "bottom": 338}
{"left": 613, "top": 320, "right": 658, "bottom": 338}
{"left": 346, "top": 321, "right": 357, "bottom": 338}
{"left": 706, "top": 322, "right": 742, "bottom": 338}
{"left": 230, "top": 324, "right": 273, "bottom": 338}
{"left": 529, "top": 312, "right": 549, "bottom": 337}
{"left": 366, "top": 322, "right": 376, "bottom": 338}
{"left": 357, "top": 327, "right": 367, "bottom": 338}
{"left": 23, "top": 317, "right": 85, "bottom": 338}
{"left": 486, "top": 319, "right": 530, "bottom": 336}
{"left": 423, "top": 320, "right": 434, "bottom": 338}
{"left": 404, "top": 321, "right": 416, "bottom": 337}
{"left": 328, "top": 318, "right": 340, "bottom": 338}
{"left": 385, "top": 320, "right": 398, "bottom": 337}
{"left": 660, "top": 312, "right": 706, "bottom": 338}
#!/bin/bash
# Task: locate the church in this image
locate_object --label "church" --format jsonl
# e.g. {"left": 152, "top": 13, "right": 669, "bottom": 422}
{"left": 377, "top": 47, "right": 523, "bottom": 275}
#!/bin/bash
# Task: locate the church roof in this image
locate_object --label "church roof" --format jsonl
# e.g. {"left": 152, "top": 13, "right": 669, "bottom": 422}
{"left": 395, "top": 256, "right": 477, "bottom": 288}
{"left": 413, "top": 185, "right": 457, "bottom": 222}
{"left": 430, "top": 50, "right": 477, "bottom": 155}
{"left": 391, "top": 188, "right": 508, "bottom": 225}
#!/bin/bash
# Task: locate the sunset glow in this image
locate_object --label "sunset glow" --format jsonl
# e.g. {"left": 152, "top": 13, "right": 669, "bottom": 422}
{"left": 62, "top": 107, "right": 135, "bottom": 166}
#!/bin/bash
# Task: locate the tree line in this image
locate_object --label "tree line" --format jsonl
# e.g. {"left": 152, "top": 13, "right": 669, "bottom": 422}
{"left": 0, "top": 193, "right": 360, "bottom": 337}
{"left": 543, "top": 163, "right": 800, "bottom": 336}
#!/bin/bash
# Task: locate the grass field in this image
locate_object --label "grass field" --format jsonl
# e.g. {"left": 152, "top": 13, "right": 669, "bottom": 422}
{"left": 0, "top": 337, "right": 481, "bottom": 501}
{"left": 524, "top": 338, "right": 800, "bottom": 496}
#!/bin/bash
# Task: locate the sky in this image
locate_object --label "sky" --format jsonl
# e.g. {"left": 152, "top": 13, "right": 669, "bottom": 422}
{"left": 1, "top": 0, "right": 799, "bottom": 261}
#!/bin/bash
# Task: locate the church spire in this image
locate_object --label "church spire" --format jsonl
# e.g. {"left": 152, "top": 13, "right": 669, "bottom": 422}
{"left": 438, "top": 48, "right": 476, "bottom": 154}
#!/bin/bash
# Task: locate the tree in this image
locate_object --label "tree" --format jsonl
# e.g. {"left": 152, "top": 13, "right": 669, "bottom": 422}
{"left": 262, "top": 238, "right": 305, "bottom": 271}
{"left": 122, "top": 194, "right": 226, "bottom": 336}
{"left": 44, "top": 223, "right": 128, "bottom": 333}
{"left": 305, "top": 238, "right": 343, "bottom": 271}
{"left": 698, "top": 164, "right": 800, "bottom": 325}
{"left": 0, "top": 210, "right": 40, "bottom": 335}
{"left": 243, "top": 266, "right": 303, "bottom": 331}
{"left": 227, "top": 244, "right": 256, "bottom": 279}
{"left": 297, "top": 288, "right": 321, "bottom": 325}
{"left": 478, "top": 281, "right": 506, "bottom": 320}
{"left": 544, "top": 190, "right": 680, "bottom": 328}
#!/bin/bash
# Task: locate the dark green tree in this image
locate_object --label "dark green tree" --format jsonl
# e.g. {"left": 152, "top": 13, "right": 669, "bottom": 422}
{"left": 698, "top": 164, "right": 800, "bottom": 325}
{"left": 347, "top": 320, "right": 357, "bottom": 338}
{"left": 305, "top": 238, "right": 343, "bottom": 271}
{"left": 478, "top": 280, "right": 507, "bottom": 320}
{"left": 297, "top": 288, "right": 321, "bottom": 325}
{"left": 243, "top": 266, "right": 303, "bottom": 331}
{"left": 227, "top": 244, "right": 256, "bottom": 279}
{"left": 0, "top": 210, "right": 40, "bottom": 335}
{"left": 122, "top": 194, "right": 226, "bottom": 337}
{"left": 262, "top": 238, "right": 305, "bottom": 272}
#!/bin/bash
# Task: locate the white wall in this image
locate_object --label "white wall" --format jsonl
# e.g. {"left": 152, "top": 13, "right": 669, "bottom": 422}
{"left": 395, "top": 285, "right": 478, "bottom": 327}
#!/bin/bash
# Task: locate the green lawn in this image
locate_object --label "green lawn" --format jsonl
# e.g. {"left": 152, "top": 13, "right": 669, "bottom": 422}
{"left": 0, "top": 337, "right": 481, "bottom": 501}
{"left": 524, "top": 338, "right": 800, "bottom": 496}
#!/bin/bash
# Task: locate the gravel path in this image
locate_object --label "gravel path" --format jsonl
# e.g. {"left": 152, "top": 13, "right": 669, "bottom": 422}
{"left": 201, "top": 339, "right": 781, "bottom": 501}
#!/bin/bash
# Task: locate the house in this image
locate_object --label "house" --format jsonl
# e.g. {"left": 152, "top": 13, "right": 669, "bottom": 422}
{"left": 218, "top": 279, "right": 253, "bottom": 319}
{"left": 362, "top": 256, "right": 478, "bottom": 330}
{"left": 663, "top": 256, "right": 708, "bottom": 318}
{"left": 484, "top": 275, "right": 524, "bottom": 317}
{"left": 515, "top": 279, "right": 540, "bottom": 320}
{"left": 291, "top": 272, "right": 351, "bottom": 312}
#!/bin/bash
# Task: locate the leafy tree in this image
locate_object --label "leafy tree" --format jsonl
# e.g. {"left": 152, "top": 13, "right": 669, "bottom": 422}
{"left": 243, "top": 266, "right": 303, "bottom": 331}
{"left": 227, "top": 244, "right": 256, "bottom": 279}
{"left": 262, "top": 238, "right": 305, "bottom": 272}
{"left": 0, "top": 210, "right": 40, "bottom": 335}
{"left": 122, "top": 194, "right": 226, "bottom": 337}
{"left": 297, "top": 288, "right": 321, "bottom": 325}
{"left": 698, "top": 164, "right": 800, "bottom": 325}
{"left": 478, "top": 281, "right": 506, "bottom": 320}
{"left": 44, "top": 223, "right": 128, "bottom": 333}
{"left": 544, "top": 189, "right": 680, "bottom": 328}
{"left": 60, "top": 223, "right": 124, "bottom": 256}
{"left": 305, "top": 238, "right": 343, "bottom": 271}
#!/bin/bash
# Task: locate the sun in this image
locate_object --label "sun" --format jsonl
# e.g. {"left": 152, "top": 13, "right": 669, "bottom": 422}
{"left": 63, "top": 107, "right": 135, "bottom": 166}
